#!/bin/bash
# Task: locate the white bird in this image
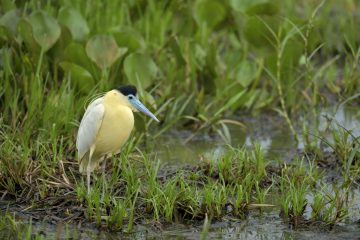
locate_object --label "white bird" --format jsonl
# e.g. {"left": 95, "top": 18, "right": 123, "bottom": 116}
{"left": 76, "top": 85, "right": 159, "bottom": 193}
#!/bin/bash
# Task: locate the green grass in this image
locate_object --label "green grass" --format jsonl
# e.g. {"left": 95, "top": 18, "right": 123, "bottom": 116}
{"left": 0, "top": 0, "right": 360, "bottom": 235}
{"left": 0, "top": 142, "right": 359, "bottom": 232}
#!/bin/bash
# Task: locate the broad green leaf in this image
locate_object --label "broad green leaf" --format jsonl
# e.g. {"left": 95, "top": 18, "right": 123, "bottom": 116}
{"left": 28, "top": 10, "right": 61, "bottom": 51}
{"left": 48, "top": 25, "right": 72, "bottom": 62}
{"left": 58, "top": 7, "right": 89, "bottom": 41}
{"left": 194, "top": 0, "right": 226, "bottom": 29}
{"left": 112, "top": 27, "right": 145, "bottom": 52}
{"left": 0, "top": 10, "right": 20, "bottom": 35}
{"left": 60, "top": 61, "right": 95, "bottom": 92}
{"left": 232, "top": 60, "right": 257, "bottom": 87}
{"left": 86, "top": 35, "right": 126, "bottom": 70}
{"left": 17, "top": 19, "right": 40, "bottom": 53}
{"left": 123, "top": 53, "right": 158, "bottom": 88}
{"left": 64, "top": 42, "right": 93, "bottom": 71}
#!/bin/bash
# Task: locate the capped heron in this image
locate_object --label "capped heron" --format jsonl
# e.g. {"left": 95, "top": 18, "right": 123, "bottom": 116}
{"left": 76, "top": 85, "right": 159, "bottom": 193}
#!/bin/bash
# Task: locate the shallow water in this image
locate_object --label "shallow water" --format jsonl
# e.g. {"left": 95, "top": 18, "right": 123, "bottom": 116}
{"left": 156, "top": 105, "right": 360, "bottom": 164}
{"left": 1, "top": 106, "right": 360, "bottom": 239}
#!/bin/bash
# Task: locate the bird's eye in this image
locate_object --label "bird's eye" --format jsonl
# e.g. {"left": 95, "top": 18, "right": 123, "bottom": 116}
{"left": 128, "top": 95, "right": 134, "bottom": 100}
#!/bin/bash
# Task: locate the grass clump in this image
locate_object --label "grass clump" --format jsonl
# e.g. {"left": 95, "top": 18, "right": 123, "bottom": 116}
{"left": 310, "top": 186, "right": 349, "bottom": 226}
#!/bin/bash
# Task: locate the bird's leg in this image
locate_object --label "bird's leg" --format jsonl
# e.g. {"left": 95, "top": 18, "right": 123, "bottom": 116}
{"left": 87, "top": 171, "right": 91, "bottom": 194}
{"left": 101, "top": 156, "right": 107, "bottom": 173}
{"left": 87, "top": 146, "right": 96, "bottom": 194}
{"left": 101, "top": 155, "right": 107, "bottom": 202}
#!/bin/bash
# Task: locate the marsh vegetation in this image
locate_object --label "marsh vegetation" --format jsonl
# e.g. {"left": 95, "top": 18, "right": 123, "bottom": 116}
{"left": 0, "top": 0, "right": 359, "bottom": 239}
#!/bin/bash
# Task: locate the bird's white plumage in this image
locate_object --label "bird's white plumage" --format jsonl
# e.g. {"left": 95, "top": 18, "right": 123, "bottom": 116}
{"left": 76, "top": 97, "right": 105, "bottom": 160}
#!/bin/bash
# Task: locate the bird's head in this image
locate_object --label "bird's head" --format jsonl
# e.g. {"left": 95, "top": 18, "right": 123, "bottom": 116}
{"left": 110, "top": 85, "right": 159, "bottom": 122}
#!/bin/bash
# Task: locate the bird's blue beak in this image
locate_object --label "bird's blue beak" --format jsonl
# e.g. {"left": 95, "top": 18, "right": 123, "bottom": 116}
{"left": 129, "top": 97, "right": 159, "bottom": 122}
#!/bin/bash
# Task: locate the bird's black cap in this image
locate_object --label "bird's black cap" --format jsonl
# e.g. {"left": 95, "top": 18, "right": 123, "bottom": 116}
{"left": 117, "top": 85, "right": 137, "bottom": 96}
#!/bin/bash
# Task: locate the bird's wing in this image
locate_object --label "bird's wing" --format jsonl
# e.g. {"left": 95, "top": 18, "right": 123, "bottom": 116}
{"left": 76, "top": 97, "right": 105, "bottom": 160}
